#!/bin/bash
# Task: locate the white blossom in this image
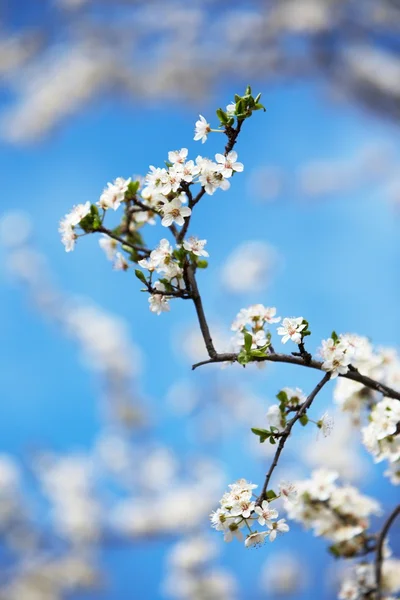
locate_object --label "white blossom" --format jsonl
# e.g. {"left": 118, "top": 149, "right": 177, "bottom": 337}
{"left": 267, "top": 518, "right": 289, "bottom": 542}
{"left": 277, "top": 317, "right": 306, "bottom": 344}
{"left": 194, "top": 114, "right": 210, "bottom": 143}
{"left": 183, "top": 236, "right": 209, "bottom": 257}
{"left": 215, "top": 151, "right": 244, "bottom": 178}
{"left": 99, "top": 235, "right": 118, "bottom": 261}
{"left": 254, "top": 501, "right": 278, "bottom": 526}
{"left": 161, "top": 198, "right": 191, "bottom": 227}
{"left": 97, "top": 177, "right": 130, "bottom": 210}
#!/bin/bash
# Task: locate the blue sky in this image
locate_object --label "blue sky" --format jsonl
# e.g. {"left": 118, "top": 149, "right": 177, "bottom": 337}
{"left": 0, "top": 79, "right": 399, "bottom": 598}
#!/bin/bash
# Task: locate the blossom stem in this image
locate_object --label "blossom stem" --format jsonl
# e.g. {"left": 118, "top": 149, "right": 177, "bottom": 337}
{"left": 257, "top": 373, "right": 330, "bottom": 505}
{"left": 97, "top": 226, "right": 151, "bottom": 256}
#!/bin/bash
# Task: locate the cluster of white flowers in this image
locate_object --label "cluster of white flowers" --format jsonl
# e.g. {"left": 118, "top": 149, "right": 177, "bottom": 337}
{"left": 362, "top": 398, "right": 400, "bottom": 484}
{"left": 231, "top": 304, "right": 280, "bottom": 350}
{"left": 283, "top": 469, "right": 381, "bottom": 557}
{"left": 164, "top": 536, "right": 238, "bottom": 600}
{"left": 59, "top": 201, "right": 91, "bottom": 252}
{"left": 98, "top": 176, "right": 131, "bottom": 211}
{"left": 339, "top": 558, "right": 400, "bottom": 600}
{"left": 210, "top": 478, "right": 290, "bottom": 548}
{"left": 37, "top": 454, "right": 101, "bottom": 542}
{"left": 136, "top": 237, "right": 209, "bottom": 314}
{"left": 328, "top": 335, "right": 400, "bottom": 483}
{"left": 319, "top": 334, "right": 356, "bottom": 378}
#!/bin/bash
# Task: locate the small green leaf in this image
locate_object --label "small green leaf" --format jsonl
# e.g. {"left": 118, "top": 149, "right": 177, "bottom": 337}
{"left": 245, "top": 85, "right": 252, "bottom": 95}
{"left": 269, "top": 436, "right": 276, "bottom": 444}
{"left": 276, "top": 390, "right": 289, "bottom": 404}
{"left": 126, "top": 180, "right": 140, "bottom": 197}
{"left": 331, "top": 331, "right": 339, "bottom": 343}
{"left": 251, "top": 427, "right": 271, "bottom": 443}
{"left": 196, "top": 260, "right": 208, "bottom": 269}
{"left": 254, "top": 102, "right": 266, "bottom": 111}
{"left": 244, "top": 331, "right": 253, "bottom": 353}
{"left": 328, "top": 545, "right": 341, "bottom": 558}
{"left": 134, "top": 270, "right": 147, "bottom": 285}
{"left": 237, "top": 351, "right": 249, "bottom": 366}
{"left": 299, "top": 414, "right": 309, "bottom": 426}
{"left": 266, "top": 489, "right": 277, "bottom": 500}
{"left": 216, "top": 108, "right": 228, "bottom": 125}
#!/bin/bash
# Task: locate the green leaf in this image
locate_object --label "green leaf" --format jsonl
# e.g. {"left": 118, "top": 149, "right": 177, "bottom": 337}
{"left": 269, "top": 436, "right": 276, "bottom": 444}
{"left": 254, "top": 102, "right": 266, "bottom": 111}
{"left": 266, "top": 489, "right": 277, "bottom": 500}
{"left": 237, "top": 351, "right": 249, "bottom": 366}
{"left": 328, "top": 544, "right": 341, "bottom": 558}
{"left": 126, "top": 180, "right": 140, "bottom": 197}
{"left": 276, "top": 390, "right": 289, "bottom": 404}
{"left": 254, "top": 92, "right": 262, "bottom": 103}
{"left": 244, "top": 331, "right": 253, "bottom": 353}
{"left": 331, "top": 331, "right": 339, "bottom": 343}
{"left": 251, "top": 427, "right": 271, "bottom": 443}
{"left": 216, "top": 108, "right": 228, "bottom": 125}
{"left": 299, "top": 414, "right": 309, "bottom": 426}
{"left": 234, "top": 94, "right": 242, "bottom": 103}
{"left": 196, "top": 260, "right": 208, "bottom": 269}
{"left": 134, "top": 270, "right": 147, "bottom": 285}
{"left": 245, "top": 85, "right": 252, "bottom": 95}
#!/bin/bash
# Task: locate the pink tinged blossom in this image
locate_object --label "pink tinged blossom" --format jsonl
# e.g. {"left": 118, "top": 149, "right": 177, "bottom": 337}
{"left": 194, "top": 114, "right": 211, "bottom": 143}
{"left": 215, "top": 151, "right": 244, "bottom": 178}
{"left": 148, "top": 282, "right": 170, "bottom": 315}
{"left": 168, "top": 148, "right": 188, "bottom": 164}
{"left": 254, "top": 501, "right": 279, "bottom": 526}
{"left": 279, "top": 481, "right": 297, "bottom": 503}
{"left": 161, "top": 198, "right": 191, "bottom": 227}
{"left": 183, "top": 237, "right": 209, "bottom": 257}
{"left": 230, "top": 499, "right": 255, "bottom": 519}
{"left": 277, "top": 317, "right": 306, "bottom": 344}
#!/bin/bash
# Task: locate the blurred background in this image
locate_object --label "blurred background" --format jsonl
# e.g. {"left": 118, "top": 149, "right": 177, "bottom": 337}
{"left": 0, "top": 1, "right": 399, "bottom": 598}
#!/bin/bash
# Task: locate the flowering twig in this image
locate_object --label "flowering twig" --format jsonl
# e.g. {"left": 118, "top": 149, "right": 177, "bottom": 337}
{"left": 257, "top": 373, "right": 331, "bottom": 504}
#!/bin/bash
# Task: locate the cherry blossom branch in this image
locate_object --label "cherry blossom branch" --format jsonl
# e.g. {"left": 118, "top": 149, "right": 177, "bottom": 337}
{"left": 176, "top": 118, "right": 245, "bottom": 244}
{"left": 375, "top": 503, "right": 400, "bottom": 600}
{"left": 257, "top": 373, "right": 331, "bottom": 504}
{"left": 97, "top": 226, "right": 151, "bottom": 256}
{"left": 191, "top": 352, "right": 400, "bottom": 402}
{"left": 184, "top": 261, "right": 217, "bottom": 358}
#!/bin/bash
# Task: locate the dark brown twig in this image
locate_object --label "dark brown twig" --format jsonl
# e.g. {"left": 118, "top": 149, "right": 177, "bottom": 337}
{"left": 191, "top": 352, "right": 400, "bottom": 402}
{"left": 375, "top": 503, "right": 400, "bottom": 600}
{"left": 257, "top": 373, "right": 331, "bottom": 504}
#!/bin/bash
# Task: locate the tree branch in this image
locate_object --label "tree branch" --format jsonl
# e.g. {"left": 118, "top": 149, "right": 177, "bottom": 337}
{"left": 191, "top": 352, "right": 400, "bottom": 401}
{"left": 257, "top": 373, "right": 331, "bottom": 504}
